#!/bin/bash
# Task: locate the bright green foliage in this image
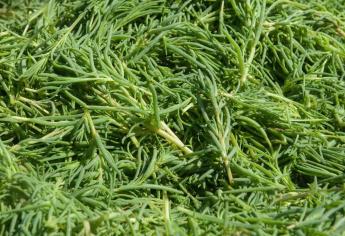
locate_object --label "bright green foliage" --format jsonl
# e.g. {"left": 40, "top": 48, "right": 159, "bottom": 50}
{"left": 1, "top": 0, "right": 345, "bottom": 235}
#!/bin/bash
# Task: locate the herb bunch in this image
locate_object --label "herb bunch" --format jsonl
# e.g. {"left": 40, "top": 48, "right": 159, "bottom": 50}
{"left": 1, "top": 0, "right": 345, "bottom": 235}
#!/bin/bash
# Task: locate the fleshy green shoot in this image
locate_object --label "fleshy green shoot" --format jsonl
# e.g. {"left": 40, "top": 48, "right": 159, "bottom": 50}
{"left": 1, "top": 0, "right": 345, "bottom": 235}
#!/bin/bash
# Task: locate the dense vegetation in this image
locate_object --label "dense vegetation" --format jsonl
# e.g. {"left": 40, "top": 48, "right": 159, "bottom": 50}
{"left": 1, "top": 0, "right": 345, "bottom": 235}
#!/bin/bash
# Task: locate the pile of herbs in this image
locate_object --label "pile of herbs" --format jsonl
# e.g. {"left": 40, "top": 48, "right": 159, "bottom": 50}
{"left": 1, "top": 0, "right": 345, "bottom": 235}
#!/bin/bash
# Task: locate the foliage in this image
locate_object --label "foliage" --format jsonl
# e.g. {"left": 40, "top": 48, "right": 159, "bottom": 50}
{"left": 1, "top": 0, "right": 345, "bottom": 235}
